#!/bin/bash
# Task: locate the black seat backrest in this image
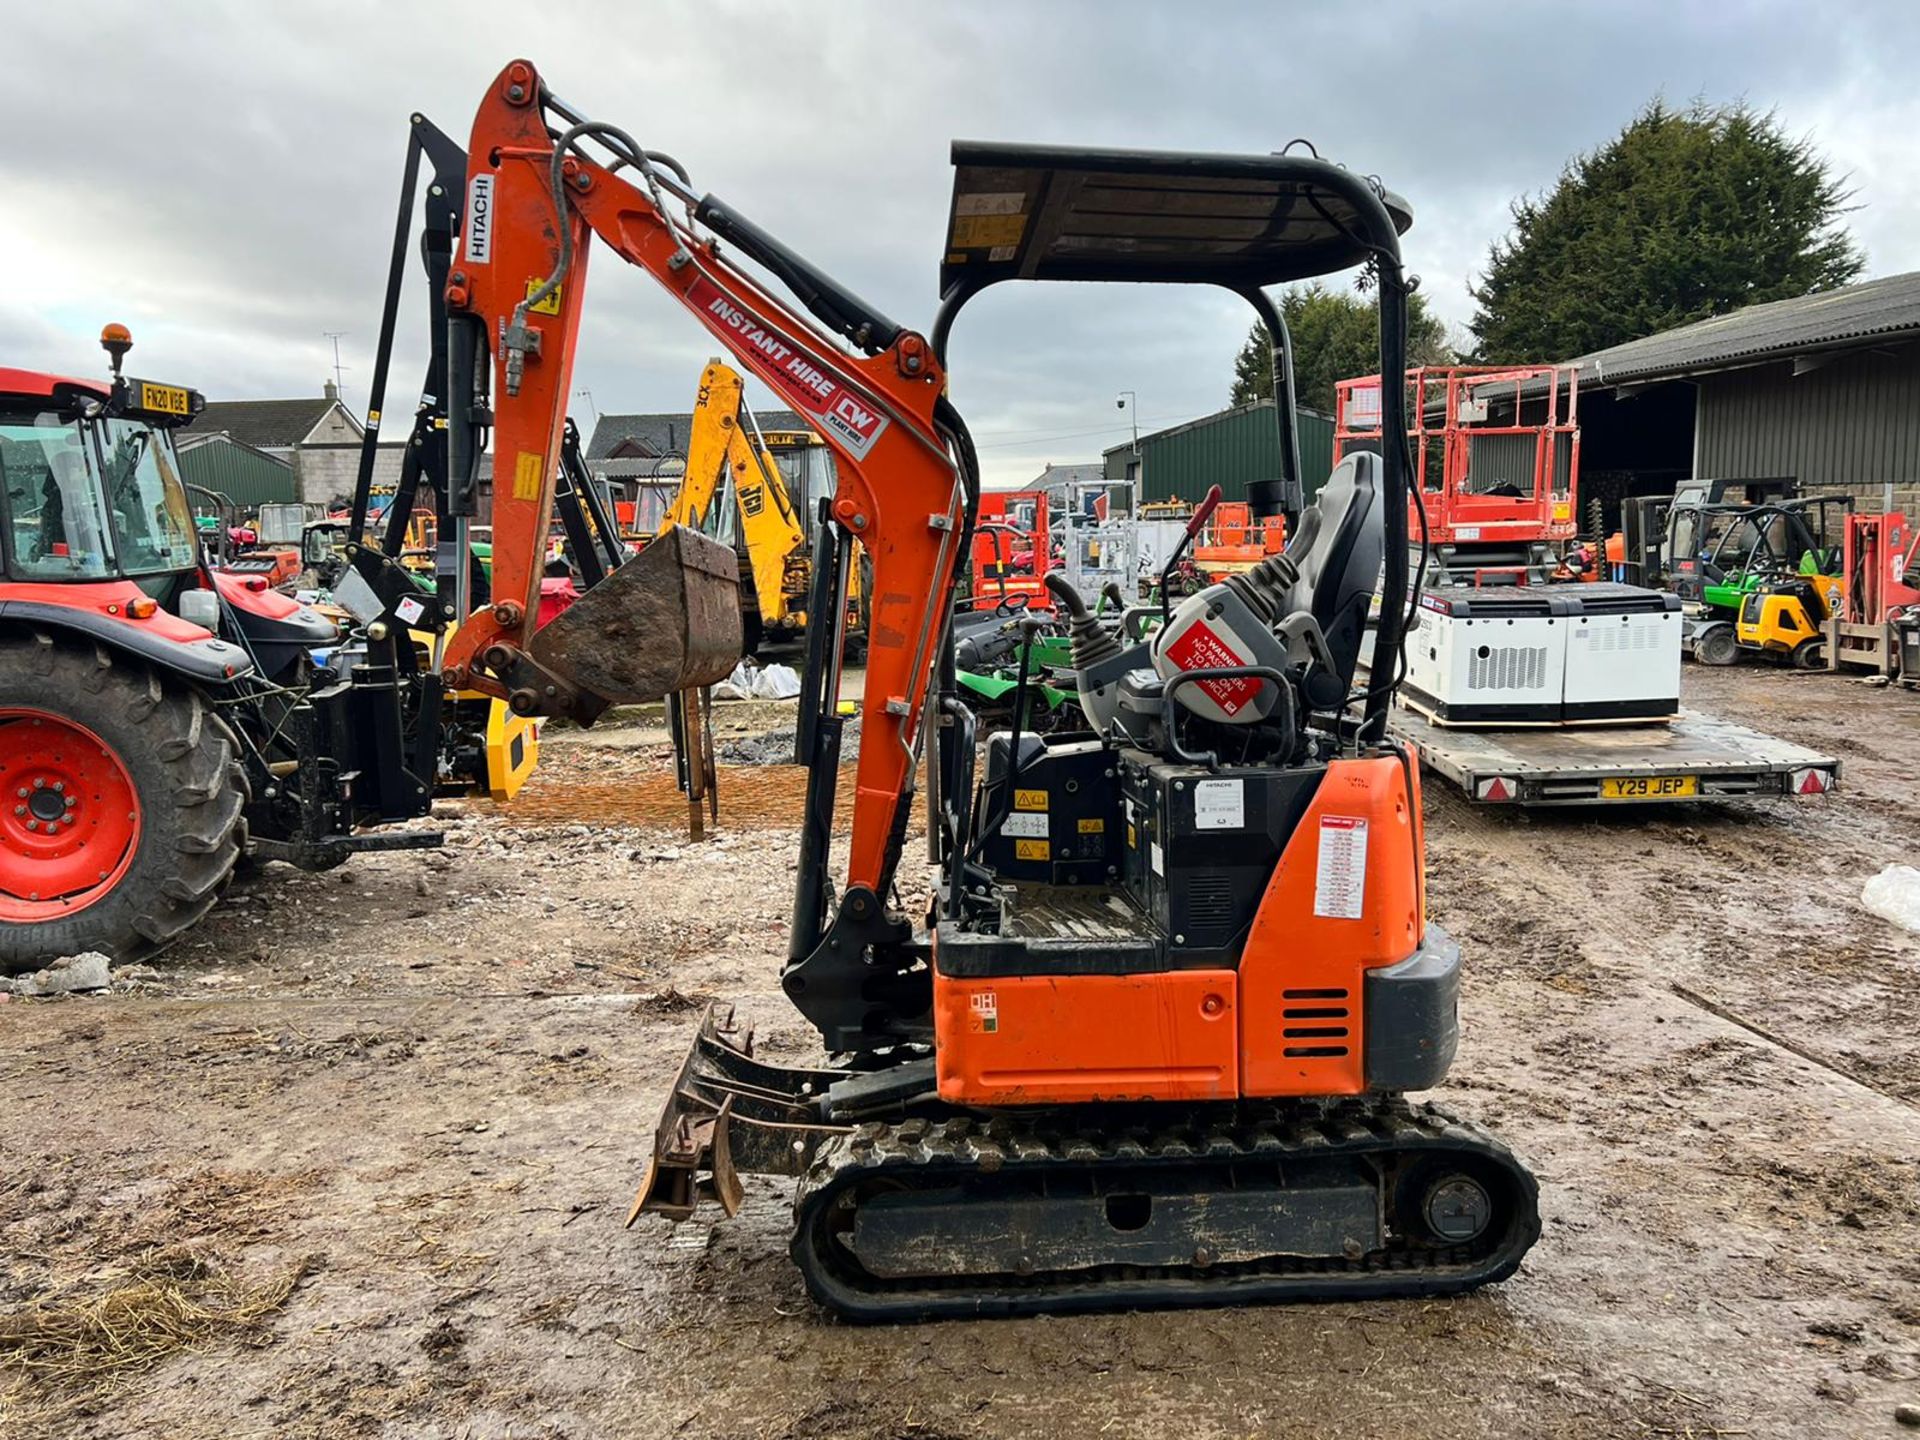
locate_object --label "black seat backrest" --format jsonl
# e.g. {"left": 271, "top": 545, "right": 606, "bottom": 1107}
{"left": 1285, "top": 452, "right": 1383, "bottom": 697}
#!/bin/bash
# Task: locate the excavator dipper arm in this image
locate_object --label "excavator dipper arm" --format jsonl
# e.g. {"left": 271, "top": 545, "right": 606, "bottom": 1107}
{"left": 440, "top": 60, "right": 966, "bottom": 902}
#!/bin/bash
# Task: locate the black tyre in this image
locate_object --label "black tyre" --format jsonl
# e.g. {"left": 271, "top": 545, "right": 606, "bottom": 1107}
{"left": 1791, "top": 638, "right": 1826, "bottom": 670}
{"left": 1692, "top": 625, "right": 1739, "bottom": 667}
{"left": 0, "top": 632, "right": 247, "bottom": 975}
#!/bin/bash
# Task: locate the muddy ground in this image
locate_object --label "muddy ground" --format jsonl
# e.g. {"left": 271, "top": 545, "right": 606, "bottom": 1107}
{"left": 3, "top": 663, "right": 1918, "bottom": 1439}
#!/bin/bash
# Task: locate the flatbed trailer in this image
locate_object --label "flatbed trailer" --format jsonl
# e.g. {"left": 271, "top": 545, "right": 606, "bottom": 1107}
{"left": 1387, "top": 702, "right": 1840, "bottom": 805}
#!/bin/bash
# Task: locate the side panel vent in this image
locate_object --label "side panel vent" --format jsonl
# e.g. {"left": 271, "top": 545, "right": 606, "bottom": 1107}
{"left": 1281, "top": 987, "right": 1350, "bottom": 1056}
{"left": 1467, "top": 645, "right": 1549, "bottom": 691}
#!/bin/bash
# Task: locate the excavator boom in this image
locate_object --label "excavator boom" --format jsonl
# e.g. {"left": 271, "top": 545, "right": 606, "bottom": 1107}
{"left": 438, "top": 60, "right": 966, "bottom": 896}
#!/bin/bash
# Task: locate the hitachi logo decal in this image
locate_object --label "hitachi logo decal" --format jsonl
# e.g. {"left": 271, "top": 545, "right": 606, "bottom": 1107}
{"left": 465, "top": 174, "right": 495, "bottom": 264}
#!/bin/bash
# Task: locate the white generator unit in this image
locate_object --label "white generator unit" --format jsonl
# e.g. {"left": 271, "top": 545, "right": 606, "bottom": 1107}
{"left": 1402, "top": 582, "right": 1681, "bottom": 725}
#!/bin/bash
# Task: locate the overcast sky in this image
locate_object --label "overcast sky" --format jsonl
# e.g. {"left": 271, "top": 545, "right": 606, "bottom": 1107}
{"left": 6, "top": 1, "right": 1919, "bottom": 487}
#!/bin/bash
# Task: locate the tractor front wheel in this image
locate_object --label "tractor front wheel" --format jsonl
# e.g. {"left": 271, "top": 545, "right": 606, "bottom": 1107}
{"left": 0, "top": 633, "right": 247, "bottom": 976}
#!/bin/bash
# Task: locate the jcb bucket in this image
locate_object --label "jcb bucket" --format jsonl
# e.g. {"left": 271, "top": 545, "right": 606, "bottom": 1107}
{"left": 529, "top": 526, "right": 743, "bottom": 706}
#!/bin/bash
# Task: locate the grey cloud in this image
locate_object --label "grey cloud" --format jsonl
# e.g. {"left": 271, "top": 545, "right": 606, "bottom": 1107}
{"left": 4, "top": 0, "right": 1917, "bottom": 486}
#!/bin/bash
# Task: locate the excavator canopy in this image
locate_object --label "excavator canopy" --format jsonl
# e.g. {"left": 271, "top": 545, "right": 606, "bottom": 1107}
{"left": 939, "top": 140, "right": 1413, "bottom": 293}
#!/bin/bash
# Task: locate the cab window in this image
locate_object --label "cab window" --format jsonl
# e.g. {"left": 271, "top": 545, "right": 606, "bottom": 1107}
{"left": 0, "top": 414, "right": 117, "bottom": 579}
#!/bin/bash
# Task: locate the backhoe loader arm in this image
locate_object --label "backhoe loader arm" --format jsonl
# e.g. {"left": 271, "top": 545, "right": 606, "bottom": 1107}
{"left": 440, "top": 60, "right": 967, "bottom": 898}
{"left": 660, "top": 360, "right": 811, "bottom": 630}
{"left": 662, "top": 360, "right": 745, "bottom": 534}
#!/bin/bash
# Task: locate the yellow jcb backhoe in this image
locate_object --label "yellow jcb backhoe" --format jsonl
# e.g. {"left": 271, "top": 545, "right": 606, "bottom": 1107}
{"left": 661, "top": 358, "right": 862, "bottom": 653}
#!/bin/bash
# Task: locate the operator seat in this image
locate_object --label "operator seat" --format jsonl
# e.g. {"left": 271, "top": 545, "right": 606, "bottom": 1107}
{"left": 1284, "top": 451, "right": 1383, "bottom": 700}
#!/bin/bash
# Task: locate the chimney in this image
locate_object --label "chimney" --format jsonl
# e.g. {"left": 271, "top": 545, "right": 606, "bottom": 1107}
{"left": 324, "top": 379, "right": 339, "bottom": 402}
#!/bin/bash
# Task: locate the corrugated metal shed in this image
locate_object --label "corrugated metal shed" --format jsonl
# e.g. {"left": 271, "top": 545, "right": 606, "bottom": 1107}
{"left": 1695, "top": 345, "right": 1920, "bottom": 517}
{"left": 176, "top": 435, "right": 297, "bottom": 508}
{"left": 1574, "top": 270, "right": 1920, "bottom": 387}
{"left": 1103, "top": 399, "right": 1334, "bottom": 505}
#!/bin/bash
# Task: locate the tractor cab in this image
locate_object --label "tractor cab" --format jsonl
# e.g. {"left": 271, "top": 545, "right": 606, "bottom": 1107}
{"left": 0, "top": 327, "right": 338, "bottom": 685}
{"left": 0, "top": 341, "right": 203, "bottom": 596}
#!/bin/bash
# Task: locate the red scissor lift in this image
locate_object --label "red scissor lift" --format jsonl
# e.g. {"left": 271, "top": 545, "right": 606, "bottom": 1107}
{"left": 1336, "top": 364, "right": 1580, "bottom": 583}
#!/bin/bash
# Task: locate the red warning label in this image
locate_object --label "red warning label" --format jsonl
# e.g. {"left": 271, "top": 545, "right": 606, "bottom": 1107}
{"left": 686, "top": 275, "right": 888, "bottom": 460}
{"left": 1162, "top": 617, "right": 1260, "bottom": 715}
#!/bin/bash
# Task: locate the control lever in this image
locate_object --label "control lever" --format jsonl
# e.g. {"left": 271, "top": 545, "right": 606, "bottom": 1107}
{"left": 1159, "top": 484, "right": 1222, "bottom": 631}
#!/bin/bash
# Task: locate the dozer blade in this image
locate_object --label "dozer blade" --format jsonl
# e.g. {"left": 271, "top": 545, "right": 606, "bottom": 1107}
{"left": 530, "top": 526, "right": 743, "bottom": 707}
{"left": 627, "top": 1002, "right": 847, "bottom": 1226}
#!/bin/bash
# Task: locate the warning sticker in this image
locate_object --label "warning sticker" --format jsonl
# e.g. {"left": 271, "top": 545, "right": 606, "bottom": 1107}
{"left": 394, "top": 595, "right": 427, "bottom": 626}
{"left": 1002, "top": 811, "right": 1047, "bottom": 840}
{"left": 1014, "top": 838, "right": 1050, "bottom": 861}
{"left": 952, "top": 212, "right": 1026, "bottom": 249}
{"left": 955, "top": 191, "right": 1026, "bottom": 217}
{"left": 512, "top": 451, "right": 543, "bottom": 502}
{"left": 1014, "top": 788, "right": 1049, "bottom": 812}
{"left": 1162, "top": 618, "right": 1261, "bottom": 715}
{"left": 685, "top": 275, "right": 888, "bottom": 460}
{"left": 1077, "top": 817, "right": 1105, "bottom": 835}
{"left": 525, "top": 276, "right": 561, "bottom": 317}
{"left": 1150, "top": 841, "right": 1164, "bottom": 877}
{"left": 1313, "top": 816, "right": 1369, "bottom": 920}
{"left": 970, "top": 990, "right": 998, "bottom": 1034}
{"left": 1193, "top": 778, "right": 1245, "bottom": 830}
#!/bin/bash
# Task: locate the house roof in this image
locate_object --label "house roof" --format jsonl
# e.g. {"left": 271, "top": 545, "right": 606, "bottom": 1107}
{"left": 1022, "top": 462, "right": 1108, "bottom": 492}
{"left": 585, "top": 408, "right": 808, "bottom": 461}
{"left": 598, "top": 456, "right": 688, "bottom": 481}
{"left": 187, "top": 397, "right": 351, "bottom": 449}
{"left": 1571, "top": 270, "right": 1920, "bottom": 388}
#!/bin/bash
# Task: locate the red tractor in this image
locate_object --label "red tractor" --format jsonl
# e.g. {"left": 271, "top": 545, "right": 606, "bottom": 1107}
{"left": 0, "top": 327, "right": 495, "bottom": 972}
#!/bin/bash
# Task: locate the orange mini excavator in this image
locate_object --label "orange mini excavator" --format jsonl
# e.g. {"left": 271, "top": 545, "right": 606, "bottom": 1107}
{"left": 434, "top": 61, "right": 1539, "bottom": 1320}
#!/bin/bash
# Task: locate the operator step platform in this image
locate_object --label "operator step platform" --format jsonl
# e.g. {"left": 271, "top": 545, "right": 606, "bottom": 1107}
{"left": 1366, "top": 576, "right": 1840, "bottom": 805}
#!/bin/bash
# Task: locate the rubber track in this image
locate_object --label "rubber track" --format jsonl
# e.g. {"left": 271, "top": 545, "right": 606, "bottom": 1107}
{"left": 790, "top": 1096, "right": 1541, "bottom": 1322}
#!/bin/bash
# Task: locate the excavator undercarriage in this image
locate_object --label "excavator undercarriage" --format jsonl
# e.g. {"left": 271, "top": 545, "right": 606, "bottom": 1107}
{"left": 637, "top": 1005, "right": 1537, "bottom": 1321}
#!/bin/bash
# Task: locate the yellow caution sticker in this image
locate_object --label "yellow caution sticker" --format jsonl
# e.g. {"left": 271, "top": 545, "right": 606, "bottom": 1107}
{"left": 1014, "top": 788, "right": 1049, "bottom": 812}
{"left": 513, "top": 451, "right": 543, "bottom": 501}
{"left": 952, "top": 212, "right": 1026, "bottom": 249}
{"left": 1014, "top": 839, "right": 1050, "bottom": 861}
{"left": 526, "top": 277, "right": 562, "bottom": 316}
{"left": 1127, "top": 824, "right": 1138, "bottom": 848}
{"left": 1078, "top": 817, "right": 1105, "bottom": 835}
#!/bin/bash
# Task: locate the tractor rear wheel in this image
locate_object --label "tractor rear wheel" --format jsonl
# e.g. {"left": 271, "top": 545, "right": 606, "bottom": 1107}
{"left": 1692, "top": 625, "right": 1739, "bottom": 667}
{"left": 0, "top": 633, "right": 247, "bottom": 976}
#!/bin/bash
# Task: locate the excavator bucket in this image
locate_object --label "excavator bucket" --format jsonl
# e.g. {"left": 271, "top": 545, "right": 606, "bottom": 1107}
{"left": 528, "top": 526, "right": 744, "bottom": 705}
